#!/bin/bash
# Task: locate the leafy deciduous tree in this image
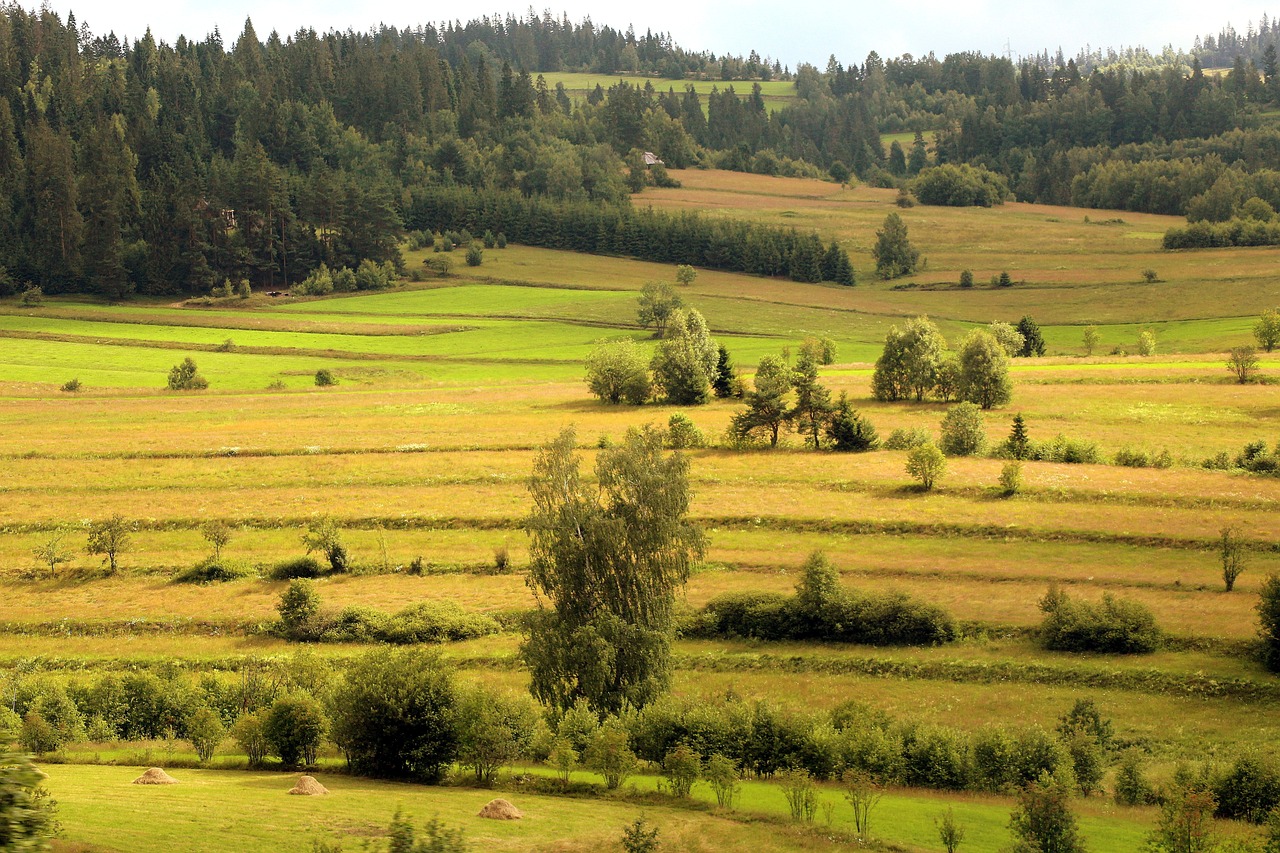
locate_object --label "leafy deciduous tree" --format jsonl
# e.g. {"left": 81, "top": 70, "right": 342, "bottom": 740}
{"left": 585, "top": 339, "right": 652, "bottom": 404}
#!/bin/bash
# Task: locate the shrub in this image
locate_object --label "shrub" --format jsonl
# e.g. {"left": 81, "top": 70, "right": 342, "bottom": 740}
{"left": 269, "top": 556, "right": 324, "bottom": 580}
{"left": 903, "top": 725, "right": 971, "bottom": 790}
{"left": 1214, "top": 754, "right": 1280, "bottom": 823}
{"left": 232, "top": 712, "right": 269, "bottom": 766}
{"left": 665, "top": 412, "right": 705, "bottom": 449}
{"left": 705, "top": 753, "right": 740, "bottom": 808}
{"left": 999, "top": 461, "right": 1023, "bottom": 496}
{"left": 1114, "top": 749, "right": 1157, "bottom": 806}
{"left": 167, "top": 357, "right": 208, "bottom": 390}
{"left": 314, "top": 369, "right": 337, "bottom": 387}
{"left": 939, "top": 402, "right": 986, "bottom": 456}
{"left": 1029, "top": 434, "right": 1101, "bottom": 464}
{"left": 959, "top": 270, "right": 974, "bottom": 288}
{"left": 276, "top": 579, "right": 321, "bottom": 640}
{"left": 0, "top": 750, "right": 58, "bottom": 848}
{"left": 482, "top": 230, "right": 496, "bottom": 249}
{"left": 174, "top": 557, "right": 252, "bottom": 584}
{"left": 328, "top": 648, "right": 457, "bottom": 780}
{"left": 19, "top": 285, "right": 43, "bottom": 306}
{"left": 1038, "top": 585, "right": 1161, "bottom": 654}
{"left": 454, "top": 687, "right": 538, "bottom": 786}
{"left": 1137, "top": 329, "right": 1158, "bottom": 356}
{"left": 1009, "top": 774, "right": 1087, "bottom": 853}
{"left": 264, "top": 693, "right": 326, "bottom": 767}
{"left": 584, "top": 718, "right": 638, "bottom": 790}
{"left": 302, "top": 518, "right": 348, "bottom": 572}
{"left": 826, "top": 393, "right": 879, "bottom": 452}
{"left": 496, "top": 233, "right": 507, "bottom": 248}
{"left": 910, "top": 163, "right": 1009, "bottom": 207}
{"left": 60, "top": 378, "right": 81, "bottom": 392}
{"left": 884, "top": 426, "right": 931, "bottom": 450}
{"left": 1228, "top": 346, "right": 1261, "bottom": 384}
{"left": 663, "top": 743, "right": 701, "bottom": 798}
{"left": 585, "top": 339, "right": 651, "bottom": 405}
{"left": 778, "top": 768, "right": 818, "bottom": 822}
{"left": 906, "top": 442, "right": 946, "bottom": 490}
{"left": 186, "top": 705, "right": 225, "bottom": 763}
{"left": 621, "top": 817, "right": 660, "bottom": 853}
{"left": 465, "top": 244, "right": 483, "bottom": 266}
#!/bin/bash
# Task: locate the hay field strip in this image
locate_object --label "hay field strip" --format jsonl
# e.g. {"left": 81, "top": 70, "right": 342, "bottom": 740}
{"left": 538, "top": 71, "right": 798, "bottom": 113}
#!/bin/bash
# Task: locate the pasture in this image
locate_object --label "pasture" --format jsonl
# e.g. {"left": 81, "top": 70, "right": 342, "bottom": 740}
{"left": 3, "top": 169, "right": 1280, "bottom": 851}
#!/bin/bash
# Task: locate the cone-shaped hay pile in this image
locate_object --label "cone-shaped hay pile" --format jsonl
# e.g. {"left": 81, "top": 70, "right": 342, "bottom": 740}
{"left": 477, "top": 798, "right": 522, "bottom": 820}
{"left": 132, "top": 768, "right": 179, "bottom": 785}
{"left": 288, "top": 775, "right": 329, "bottom": 796}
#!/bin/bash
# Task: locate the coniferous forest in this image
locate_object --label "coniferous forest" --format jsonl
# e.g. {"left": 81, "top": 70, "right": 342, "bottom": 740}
{"left": 4, "top": 6, "right": 1280, "bottom": 298}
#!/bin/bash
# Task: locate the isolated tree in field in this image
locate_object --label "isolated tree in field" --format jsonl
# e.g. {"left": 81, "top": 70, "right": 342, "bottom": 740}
{"left": 789, "top": 348, "right": 832, "bottom": 448}
{"left": 873, "top": 316, "right": 946, "bottom": 402}
{"left": 826, "top": 393, "right": 879, "bottom": 452}
{"left": 730, "top": 355, "right": 792, "bottom": 448}
{"left": 939, "top": 402, "right": 987, "bottom": 456}
{"left": 1015, "top": 317, "right": 1046, "bottom": 357}
{"left": 522, "top": 426, "right": 704, "bottom": 715}
{"left": 1220, "top": 526, "right": 1247, "bottom": 592}
{"left": 1006, "top": 414, "right": 1031, "bottom": 459}
{"left": 1137, "top": 329, "right": 1157, "bottom": 356}
{"left": 585, "top": 339, "right": 651, "bottom": 404}
{"left": 675, "top": 264, "right": 697, "bottom": 286}
{"left": 937, "top": 807, "right": 966, "bottom": 853}
{"left": 872, "top": 213, "right": 920, "bottom": 279}
{"left": 1227, "top": 346, "right": 1260, "bottom": 383}
{"left": 86, "top": 514, "right": 131, "bottom": 574}
{"left": 637, "top": 281, "right": 683, "bottom": 335}
{"left": 906, "top": 442, "right": 946, "bottom": 491}
{"left": 958, "top": 329, "right": 1013, "bottom": 409}
{"left": 167, "top": 356, "right": 208, "bottom": 390}
{"left": 200, "top": 520, "right": 233, "bottom": 561}
{"left": 1082, "top": 325, "right": 1100, "bottom": 356}
{"left": 1009, "top": 774, "right": 1087, "bottom": 853}
{"left": 650, "top": 308, "right": 718, "bottom": 405}
{"left": 32, "top": 527, "right": 73, "bottom": 577}
{"left": 1259, "top": 573, "right": 1280, "bottom": 673}
{"left": 1255, "top": 308, "right": 1280, "bottom": 352}
{"left": 843, "top": 770, "right": 884, "bottom": 837}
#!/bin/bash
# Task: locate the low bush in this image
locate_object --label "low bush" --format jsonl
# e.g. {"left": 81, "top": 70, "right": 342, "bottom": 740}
{"left": 1214, "top": 754, "right": 1280, "bottom": 823}
{"left": 1038, "top": 586, "right": 1161, "bottom": 654}
{"left": 174, "top": 557, "right": 254, "bottom": 584}
{"left": 884, "top": 427, "right": 931, "bottom": 450}
{"left": 1027, "top": 434, "right": 1101, "bottom": 464}
{"left": 268, "top": 556, "right": 325, "bottom": 580}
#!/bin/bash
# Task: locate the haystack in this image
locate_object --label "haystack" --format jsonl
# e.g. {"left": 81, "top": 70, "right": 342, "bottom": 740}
{"left": 132, "top": 767, "right": 179, "bottom": 785}
{"left": 288, "top": 775, "right": 329, "bottom": 796}
{"left": 477, "top": 798, "right": 522, "bottom": 820}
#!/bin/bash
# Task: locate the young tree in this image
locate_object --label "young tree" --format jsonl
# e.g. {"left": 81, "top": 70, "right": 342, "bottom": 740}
{"left": 1008, "top": 775, "right": 1087, "bottom": 853}
{"left": 675, "top": 264, "right": 697, "bottom": 286}
{"left": 1254, "top": 308, "right": 1280, "bottom": 352}
{"left": 650, "top": 308, "right": 718, "bottom": 405}
{"left": 585, "top": 339, "right": 652, "bottom": 404}
{"left": 263, "top": 693, "right": 326, "bottom": 767}
{"left": 873, "top": 316, "right": 946, "bottom": 402}
{"left": 1082, "top": 325, "right": 1100, "bottom": 356}
{"left": 86, "top": 514, "right": 131, "bottom": 574}
{"left": 1227, "top": 346, "right": 1260, "bottom": 383}
{"left": 826, "top": 393, "right": 879, "bottom": 452}
{"left": 32, "top": 527, "right": 73, "bottom": 577}
{"left": 302, "top": 517, "right": 348, "bottom": 572}
{"left": 167, "top": 357, "right": 208, "bottom": 390}
{"left": 1015, "top": 317, "right": 1047, "bottom": 357}
{"left": 1137, "top": 329, "right": 1157, "bottom": 356}
{"left": 663, "top": 744, "right": 701, "bottom": 798}
{"left": 872, "top": 213, "right": 920, "bottom": 279}
{"left": 186, "top": 705, "right": 226, "bottom": 763}
{"left": 906, "top": 442, "right": 947, "bottom": 491}
{"left": 705, "top": 753, "right": 740, "bottom": 808}
{"left": 957, "top": 330, "right": 1013, "bottom": 409}
{"left": 939, "top": 402, "right": 987, "bottom": 456}
{"left": 712, "top": 343, "right": 739, "bottom": 398}
{"left": 937, "top": 807, "right": 966, "bottom": 852}
{"left": 583, "top": 718, "right": 639, "bottom": 790}
{"left": 1220, "top": 526, "right": 1247, "bottom": 592}
{"left": 790, "top": 349, "right": 832, "bottom": 449}
{"left": 522, "top": 427, "right": 704, "bottom": 716}
{"left": 454, "top": 688, "right": 537, "bottom": 786}
{"left": 200, "top": 520, "right": 233, "bottom": 562}
{"left": 987, "top": 321, "right": 1025, "bottom": 358}
{"left": 843, "top": 770, "right": 884, "bottom": 837}
{"left": 1006, "top": 414, "right": 1031, "bottom": 460}
{"left": 730, "top": 355, "right": 792, "bottom": 447}
{"left": 1147, "top": 787, "right": 1217, "bottom": 853}
{"left": 637, "top": 281, "right": 683, "bottom": 335}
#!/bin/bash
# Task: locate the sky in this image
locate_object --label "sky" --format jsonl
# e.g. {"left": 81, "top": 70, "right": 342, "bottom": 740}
{"left": 47, "top": 1, "right": 1276, "bottom": 67}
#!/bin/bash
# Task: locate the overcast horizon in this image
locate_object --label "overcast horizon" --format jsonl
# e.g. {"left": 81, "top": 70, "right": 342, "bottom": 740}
{"left": 45, "top": 2, "right": 1280, "bottom": 67}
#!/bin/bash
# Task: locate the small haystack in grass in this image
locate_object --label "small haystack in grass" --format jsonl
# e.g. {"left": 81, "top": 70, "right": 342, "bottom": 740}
{"left": 288, "top": 775, "right": 329, "bottom": 796}
{"left": 477, "top": 798, "right": 522, "bottom": 820}
{"left": 132, "top": 768, "right": 179, "bottom": 785}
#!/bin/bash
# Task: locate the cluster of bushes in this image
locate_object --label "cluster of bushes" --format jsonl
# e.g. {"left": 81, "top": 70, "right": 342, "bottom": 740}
{"left": 1204, "top": 439, "right": 1280, "bottom": 475}
{"left": 688, "top": 552, "right": 955, "bottom": 646}
{"left": 909, "top": 164, "right": 1010, "bottom": 207}
{"left": 1163, "top": 216, "right": 1280, "bottom": 249}
{"left": 289, "top": 260, "right": 398, "bottom": 296}
{"left": 406, "top": 186, "right": 856, "bottom": 285}
{"left": 871, "top": 316, "right": 1014, "bottom": 409}
{"left": 273, "top": 579, "right": 499, "bottom": 644}
{"left": 1038, "top": 586, "right": 1162, "bottom": 654}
